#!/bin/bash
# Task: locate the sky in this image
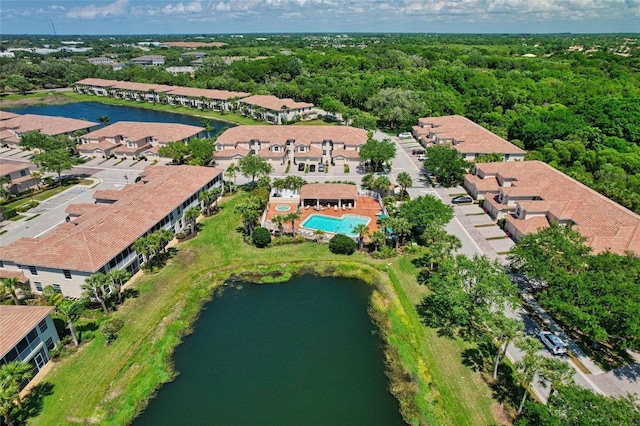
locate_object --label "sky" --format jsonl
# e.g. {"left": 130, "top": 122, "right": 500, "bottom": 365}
{"left": 1, "top": 0, "right": 639, "bottom": 35}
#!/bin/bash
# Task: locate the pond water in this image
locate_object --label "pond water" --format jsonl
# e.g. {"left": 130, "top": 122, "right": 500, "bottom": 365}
{"left": 133, "top": 275, "right": 404, "bottom": 426}
{"left": 8, "top": 102, "right": 231, "bottom": 134}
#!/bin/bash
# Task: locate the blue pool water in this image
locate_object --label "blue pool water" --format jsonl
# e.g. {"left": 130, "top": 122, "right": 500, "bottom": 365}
{"left": 301, "top": 214, "right": 370, "bottom": 236}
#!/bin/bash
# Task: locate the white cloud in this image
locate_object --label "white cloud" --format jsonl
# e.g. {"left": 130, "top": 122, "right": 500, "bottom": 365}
{"left": 162, "top": 1, "right": 202, "bottom": 14}
{"left": 66, "top": 0, "right": 128, "bottom": 19}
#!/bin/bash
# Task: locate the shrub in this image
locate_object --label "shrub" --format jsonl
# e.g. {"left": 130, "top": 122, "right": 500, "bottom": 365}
{"left": 329, "top": 234, "right": 356, "bottom": 255}
{"left": 252, "top": 227, "right": 271, "bottom": 248}
{"left": 1, "top": 207, "right": 17, "bottom": 220}
{"left": 371, "top": 245, "right": 397, "bottom": 259}
{"left": 175, "top": 231, "right": 187, "bottom": 240}
{"left": 100, "top": 318, "right": 124, "bottom": 345}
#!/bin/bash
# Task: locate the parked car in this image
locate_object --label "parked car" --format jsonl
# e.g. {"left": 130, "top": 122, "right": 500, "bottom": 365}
{"left": 412, "top": 148, "right": 425, "bottom": 155}
{"left": 417, "top": 154, "right": 426, "bottom": 161}
{"left": 538, "top": 331, "right": 568, "bottom": 355}
{"left": 451, "top": 195, "right": 473, "bottom": 204}
{"left": 398, "top": 132, "right": 413, "bottom": 139}
{"left": 298, "top": 163, "right": 305, "bottom": 171}
{"left": 309, "top": 164, "right": 316, "bottom": 172}
{"left": 318, "top": 163, "right": 325, "bottom": 172}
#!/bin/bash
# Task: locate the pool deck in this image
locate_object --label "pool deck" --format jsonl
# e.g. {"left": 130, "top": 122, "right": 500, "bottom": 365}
{"left": 265, "top": 196, "right": 383, "bottom": 236}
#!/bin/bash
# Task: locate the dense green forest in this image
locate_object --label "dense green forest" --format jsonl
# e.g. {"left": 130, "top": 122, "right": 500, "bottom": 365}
{"left": 1, "top": 33, "right": 639, "bottom": 212}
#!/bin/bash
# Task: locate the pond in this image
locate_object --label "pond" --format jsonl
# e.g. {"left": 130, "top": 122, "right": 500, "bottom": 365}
{"left": 7, "top": 101, "right": 231, "bottom": 134}
{"left": 133, "top": 275, "right": 404, "bottom": 425}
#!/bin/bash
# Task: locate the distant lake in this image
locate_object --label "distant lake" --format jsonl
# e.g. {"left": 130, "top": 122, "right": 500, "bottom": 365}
{"left": 133, "top": 275, "right": 404, "bottom": 426}
{"left": 8, "top": 102, "right": 232, "bottom": 134}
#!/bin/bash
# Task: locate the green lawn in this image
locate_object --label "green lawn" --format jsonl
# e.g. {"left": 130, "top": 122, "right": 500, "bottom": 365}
{"left": 29, "top": 192, "right": 499, "bottom": 426}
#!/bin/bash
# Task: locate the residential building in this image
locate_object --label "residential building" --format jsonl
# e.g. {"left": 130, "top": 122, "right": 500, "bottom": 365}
{"left": 464, "top": 160, "right": 640, "bottom": 255}
{"left": 214, "top": 125, "right": 367, "bottom": 165}
{"left": 180, "top": 51, "right": 207, "bottom": 59}
{"left": 0, "top": 305, "right": 60, "bottom": 386}
{"left": 130, "top": 55, "right": 165, "bottom": 66}
{"left": 73, "top": 79, "right": 249, "bottom": 109}
{"left": 87, "top": 57, "right": 114, "bottom": 65}
{"left": 0, "top": 160, "right": 40, "bottom": 195}
{"left": 0, "top": 113, "right": 99, "bottom": 148}
{"left": 0, "top": 165, "right": 223, "bottom": 298}
{"left": 413, "top": 115, "right": 526, "bottom": 161}
{"left": 166, "top": 87, "right": 249, "bottom": 111}
{"left": 78, "top": 121, "right": 205, "bottom": 157}
{"left": 165, "top": 66, "right": 195, "bottom": 76}
{"left": 238, "top": 95, "right": 316, "bottom": 124}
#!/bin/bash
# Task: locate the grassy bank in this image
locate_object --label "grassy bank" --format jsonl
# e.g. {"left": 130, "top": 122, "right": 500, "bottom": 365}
{"left": 29, "top": 192, "right": 498, "bottom": 425}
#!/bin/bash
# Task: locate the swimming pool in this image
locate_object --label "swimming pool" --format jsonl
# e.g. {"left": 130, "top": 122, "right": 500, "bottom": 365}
{"left": 301, "top": 214, "right": 371, "bottom": 236}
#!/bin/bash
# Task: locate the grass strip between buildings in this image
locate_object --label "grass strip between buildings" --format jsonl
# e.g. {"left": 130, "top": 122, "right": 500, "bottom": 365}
{"left": 29, "top": 192, "right": 498, "bottom": 426}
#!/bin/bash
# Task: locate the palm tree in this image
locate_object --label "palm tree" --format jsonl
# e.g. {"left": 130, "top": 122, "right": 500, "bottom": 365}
{"left": 272, "top": 177, "right": 286, "bottom": 194}
{"left": 284, "top": 211, "right": 300, "bottom": 236}
{"left": 351, "top": 224, "right": 370, "bottom": 250}
{"left": 373, "top": 175, "right": 391, "bottom": 197}
{"left": 184, "top": 207, "right": 201, "bottom": 235}
{"left": 0, "top": 277, "right": 22, "bottom": 305}
{"left": 361, "top": 173, "right": 375, "bottom": 191}
{"left": 378, "top": 216, "right": 391, "bottom": 238}
{"left": 370, "top": 230, "right": 386, "bottom": 252}
{"left": 514, "top": 337, "right": 545, "bottom": 415}
{"left": 97, "top": 115, "right": 110, "bottom": 127}
{"left": 107, "top": 269, "right": 131, "bottom": 305}
{"left": 272, "top": 214, "right": 285, "bottom": 238}
{"left": 210, "top": 187, "right": 222, "bottom": 212}
{"left": 0, "top": 175, "right": 12, "bottom": 200}
{"left": 201, "top": 119, "right": 215, "bottom": 138}
{"left": 489, "top": 316, "right": 522, "bottom": 379}
{"left": 154, "top": 228, "right": 174, "bottom": 253}
{"left": 313, "top": 228, "right": 326, "bottom": 243}
{"left": 132, "top": 235, "right": 154, "bottom": 268}
{"left": 199, "top": 189, "right": 216, "bottom": 216}
{"left": 225, "top": 163, "right": 238, "bottom": 193}
{"left": 234, "top": 200, "right": 262, "bottom": 235}
{"left": 55, "top": 299, "right": 85, "bottom": 347}
{"left": 83, "top": 272, "right": 110, "bottom": 314}
{"left": 0, "top": 361, "right": 34, "bottom": 419}
{"left": 396, "top": 171, "right": 413, "bottom": 198}
{"left": 390, "top": 217, "right": 411, "bottom": 249}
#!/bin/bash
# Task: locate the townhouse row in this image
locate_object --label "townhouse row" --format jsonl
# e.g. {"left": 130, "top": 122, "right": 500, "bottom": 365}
{"left": 75, "top": 78, "right": 317, "bottom": 125}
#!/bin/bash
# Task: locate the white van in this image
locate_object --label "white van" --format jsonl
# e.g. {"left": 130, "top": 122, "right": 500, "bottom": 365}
{"left": 538, "top": 331, "right": 568, "bottom": 355}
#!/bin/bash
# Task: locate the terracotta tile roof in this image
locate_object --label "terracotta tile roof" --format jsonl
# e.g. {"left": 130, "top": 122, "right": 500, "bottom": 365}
{"left": 214, "top": 147, "right": 250, "bottom": 159}
{"left": 417, "top": 115, "right": 525, "bottom": 155}
{"left": 0, "top": 165, "right": 223, "bottom": 272}
{"left": 470, "top": 161, "right": 640, "bottom": 255}
{"left": 0, "top": 160, "right": 30, "bottom": 176}
{"left": 78, "top": 140, "right": 120, "bottom": 153}
{"left": 0, "top": 270, "right": 28, "bottom": 283}
{"left": 465, "top": 174, "right": 499, "bottom": 192}
{"left": 0, "top": 305, "right": 54, "bottom": 357}
{"left": 239, "top": 95, "right": 314, "bottom": 111}
{"left": 0, "top": 114, "right": 98, "bottom": 136}
{"left": 216, "top": 125, "right": 366, "bottom": 147}
{"left": 0, "top": 111, "right": 21, "bottom": 121}
{"left": 295, "top": 146, "right": 323, "bottom": 159}
{"left": 167, "top": 86, "right": 249, "bottom": 100}
{"left": 257, "top": 149, "right": 286, "bottom": 159}
{"left": 65, "top": 203, "right": 108, "bottom": 216}
{"left": 506, "top": 214, "right": 549, "bottom": 235}
{"left": 111, "top": 81, "right": 174, "bottom": 93}
{"left": 75, "top": 78, "right": 119, "bottom": 87}
{"left": 331, "top": 148, "right": 361, "bottom": 160}
{"left": 0, "top": 129, "right": 20, "bottom": 144}
{"left": 300, "top": 183, "right": 358, "bottom": 200}
{"left": 82, "top": 122, "right": 204, "bottom": 145}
